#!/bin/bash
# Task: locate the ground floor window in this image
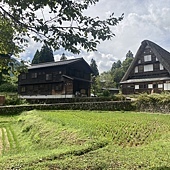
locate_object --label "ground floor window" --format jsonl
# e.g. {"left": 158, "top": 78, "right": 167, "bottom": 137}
{"left": 158, "top": 84, "right": 163, "bottom": 88}
{"left": 135, "top": 85, "right": 139, "bottom": 89}
{"left": 164, "top": 83, "right": 170, "bottom": 90}
{"left": 148, "top": 84, "right": 153, "bottom": 89}
{"left": 21, "top": 86, "right": 26, "bottom": 92}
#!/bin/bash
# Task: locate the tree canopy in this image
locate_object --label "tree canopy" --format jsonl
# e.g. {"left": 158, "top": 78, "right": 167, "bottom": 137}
{"left": 32, "top": 50, "right": 40, "bottom": 64}
{"left": 90, "top": 58, "right": 99, "bottom": 76}
{"left": 32, "top": 45, "right": 54, "bottom": 64}
{"left": 0, "top": 0, "right": 123, "bottom": 55}
{"left": 60, "top": 53, "right": 67, "bottom": 61}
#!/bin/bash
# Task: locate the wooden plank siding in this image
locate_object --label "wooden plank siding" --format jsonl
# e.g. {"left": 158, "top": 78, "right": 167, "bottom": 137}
{"left": 120, "top": 40, "right": 170, "bottom": 94}
{"left": 18, "top": 58, "right": 93, "bottom": 98}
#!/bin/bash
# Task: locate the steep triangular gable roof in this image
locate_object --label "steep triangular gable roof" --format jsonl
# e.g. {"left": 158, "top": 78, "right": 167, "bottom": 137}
{"left": 121, "top": 40, "right": 170, "bottom": 82}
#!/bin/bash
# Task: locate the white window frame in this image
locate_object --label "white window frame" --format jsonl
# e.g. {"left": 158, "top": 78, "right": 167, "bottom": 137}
{"left": 144, "top": 55, "right": 152, "bottom": 62}
{"left": 148, "top": 84, "right": 153, "bottom": 89}
{"left": 144, "top": 64, "right": 153, "bottom": 72}
{"left": 135, "top": 66, "right": 138, "bottom": 73}
{"left": 158, "top": 84, "right": 163, "bottom": 89}
{"left": 164, "top": 83, "right": 170, "bottom": 90}
{"left": 135, "top": 85, "right": 139, "bottom": 89}
{"left": 160, "top": 63, "right": 164, "bottom": 70}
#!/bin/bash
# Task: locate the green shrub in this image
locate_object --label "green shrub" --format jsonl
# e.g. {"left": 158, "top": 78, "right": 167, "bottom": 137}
{"left": 4, "top": 94, "right": 27, "bottom": 105}
{"left": 0, "top": 83, "right": 17, "bottom": 92}
{"left": 102, "top": 89, "right": 110, "bottom": 97}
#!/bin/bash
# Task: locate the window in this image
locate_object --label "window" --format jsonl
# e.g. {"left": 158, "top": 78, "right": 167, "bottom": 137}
{"left": 144, "top": 64, "right": 153, "bottom": 72}
{"left": 31, "top": 72, "right": 37, "bottom": 78}
{"left": 135, "top": 85, "right": 139, "bottom": 89}
{"left": 158, "top": 84, "right": 163, "bottom": 88}
{"left": 21, "top": 73, "right": 26, "bottom": 79}
{"left": 144, "top": 55, "right": 152, "bottom": 62}
{"left": 160, "top": 63, "right": 164, "bottom": 70}
{"left": 148, "top": 84, "right": 153, "bottom": 89}
{"left": 156, "top": 57, "right": 158, "bottom": 61}
{"left": 46, "top": 74, "right": 52, "bottom": 80}
{"left": 138, "top": 60, "right": 141, "bottom": 64}
{"left": 164, "top": 83, "right": 170, "bottom": 90}
{"left": 56, "top": 84, "right": 63, "bottom": 91}
{"left": 138, "top": 65, "right": 144, "bottom": 73}
{"left": 135, "top": 66, "right": 138, "bottom": 73}
{"left": 21, "top": 86, "right": 26, "bottom": 92}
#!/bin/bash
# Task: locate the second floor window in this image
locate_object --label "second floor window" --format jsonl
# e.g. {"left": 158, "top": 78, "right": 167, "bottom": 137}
{"left": 46, "top": 74, "right": 52, "bottom": 80}
{"left": 31, "top": 72, "right": 37, "bottom": 78}
{"left": 21, "top": 73, "right": 26, "bottom": 79}
{"left": 144, "top": 64, "right": 153, "bottom": 72}
{"left": 160, "top": 63, "right": 164, "bottom": 70}
{"left": 144, "top": 55, "right": 151, "bottom": 62}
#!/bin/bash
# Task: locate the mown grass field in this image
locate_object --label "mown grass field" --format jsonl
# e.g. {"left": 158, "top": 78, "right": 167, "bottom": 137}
{"left": 0, "top": 110, "right": 170, "bottom": 169}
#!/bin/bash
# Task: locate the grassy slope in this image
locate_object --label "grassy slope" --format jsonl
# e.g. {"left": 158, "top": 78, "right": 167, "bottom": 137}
{"left": 0, "top": 110, "right": 170, "bottom": 169}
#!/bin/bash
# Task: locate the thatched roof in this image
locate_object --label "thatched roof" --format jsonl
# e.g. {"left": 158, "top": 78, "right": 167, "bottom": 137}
{"left": 121, "top": 40, "right": 170, "bottom": 83}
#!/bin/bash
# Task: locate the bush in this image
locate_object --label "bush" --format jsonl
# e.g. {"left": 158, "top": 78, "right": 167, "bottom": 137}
{"left": 135, "top": 93, "right": 170, "bottom": 113}
{"left": 0, "top": 83, "right": 17, "bottom": 92}
{"left": 4, "top": 94, "right": 27, "bottom": 105}
{"left": 102, "top": 89, "right": 110, "bottom": 97}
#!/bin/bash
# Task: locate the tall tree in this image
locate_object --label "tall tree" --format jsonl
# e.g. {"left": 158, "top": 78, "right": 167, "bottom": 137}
{"left": 126, "top": 50, "right": 134, "bottom": 59}
{"left": 90, "top": 58, "right": 99, "bottom": 76}
{"left": 0, "top": 1, "right": 123, "bottom": 55}
{"left": 39, "top": 45, "right": 54, "bottom": 63}
{"left": 111, "top": 60, "right": 121, "bottom": 72}
{"left": 32, "top": 50, "right": 40, "bottom": 64}
{"left": 60, "top": 53, "right": 67, "bottom": 61}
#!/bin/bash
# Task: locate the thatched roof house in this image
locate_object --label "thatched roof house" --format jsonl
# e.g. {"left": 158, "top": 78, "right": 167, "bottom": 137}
{"left": 120, "top": 40, "right": 170, "bottom": 94}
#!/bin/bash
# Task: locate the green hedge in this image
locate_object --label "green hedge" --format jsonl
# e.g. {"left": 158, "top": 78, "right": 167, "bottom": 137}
{"left": 0, "top": 101, "right": 135, "bottom": 115}
{"left": 26, "top": 95, "right": 126, "bottom": 104}
{"left": 135, "top": 93, "right": 170, "bottom": 113}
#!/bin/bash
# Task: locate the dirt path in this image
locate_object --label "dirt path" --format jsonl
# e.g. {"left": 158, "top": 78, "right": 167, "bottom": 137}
{"left": 3, "top": 128, "right": 10, "bottom": 152}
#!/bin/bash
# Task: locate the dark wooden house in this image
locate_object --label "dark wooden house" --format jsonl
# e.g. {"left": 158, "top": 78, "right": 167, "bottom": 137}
{"left": 120, "top": 40, "right": 170, "bottom": 94}
{"left": 18, "top": 58, "right": 93, "bottom": 99}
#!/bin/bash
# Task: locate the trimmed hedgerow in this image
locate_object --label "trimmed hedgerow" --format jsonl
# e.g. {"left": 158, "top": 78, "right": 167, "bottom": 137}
{"left": 0, "top": 101, "right": 135, "bottom": 115}
{"left": 135, "top": 93, "right": 170, "bottom": 113}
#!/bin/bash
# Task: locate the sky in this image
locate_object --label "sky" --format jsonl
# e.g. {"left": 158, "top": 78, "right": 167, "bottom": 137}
{"left": 20, "top": 0, "right": 170, "bottom": 74}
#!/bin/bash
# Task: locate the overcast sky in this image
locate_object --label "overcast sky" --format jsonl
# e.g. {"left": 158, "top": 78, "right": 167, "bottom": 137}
{"left": 21, "top": 0, "right": 170, "bottom": 73}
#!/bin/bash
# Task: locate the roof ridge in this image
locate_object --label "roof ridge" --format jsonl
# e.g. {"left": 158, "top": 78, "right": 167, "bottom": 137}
{"left": 120, "top": 40, "right": 170, "bottom": 82}
{"left": 31, "top": 57, "right": 82, "bottom": 66}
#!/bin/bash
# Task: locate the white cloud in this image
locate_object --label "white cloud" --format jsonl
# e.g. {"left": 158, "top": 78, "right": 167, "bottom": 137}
{"left": 20, "top": 0, "right": 170, "bottom": 73}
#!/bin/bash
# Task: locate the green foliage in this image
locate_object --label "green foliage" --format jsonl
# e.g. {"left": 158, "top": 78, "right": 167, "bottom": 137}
{"left": 0, "top": 110, "right": 170, "bottom": 169}
{"left": 0, "top": 17, "right": 22, "bottom": 55}
{"left": 102, "top": 89, "right": 110, "bottom": 97}
{"left": 31, "top": 50, "right": 40, "bottom": 64}
{"left": 90, "top": 58, "right": 99, "bottom": 76}
{"left": 135, "top": 93, "right": 170, "bottom": 113}
{"left": 111, "top": 60, "right": 121, "bottom": 72}
{"left": 122, "top": 56, "right": 134, "bottom": 72}
{"left": 0, "top": 0, "right": 123, "bottom": 54}
{"left": 38, "top": 45, "right": 54, "bottom": 63}
{"left": 0, "top": 82, "right": 17, "bottom": 92}
{"left": 110, "top": 52, "right": 134, "bottom": 87}
{"left": 60, "top": 53, "right": 67, "bottom": 61}
{"left": 126, "top": 50, "right": 134, "bottom": 59}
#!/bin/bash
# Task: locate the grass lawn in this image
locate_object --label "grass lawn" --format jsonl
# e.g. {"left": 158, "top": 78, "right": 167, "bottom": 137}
{"left": 0, "top": 110, "right": 170, "bottom": 169}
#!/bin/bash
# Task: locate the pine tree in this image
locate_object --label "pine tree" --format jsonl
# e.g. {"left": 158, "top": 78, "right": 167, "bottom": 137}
{"left": 90, "top": 58, "right": 99, "bottom": 76}
{"left": 60, "top": 53, "right": 67, "bottom": 61}
{"left": 126, "top": 50, "right": 134, "bottom": 59}
{"left": 39, "top": 45, "right": 54, "bottom": 63}
{"left": 32, "top": 50, "right": 40, "bottom": 64}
